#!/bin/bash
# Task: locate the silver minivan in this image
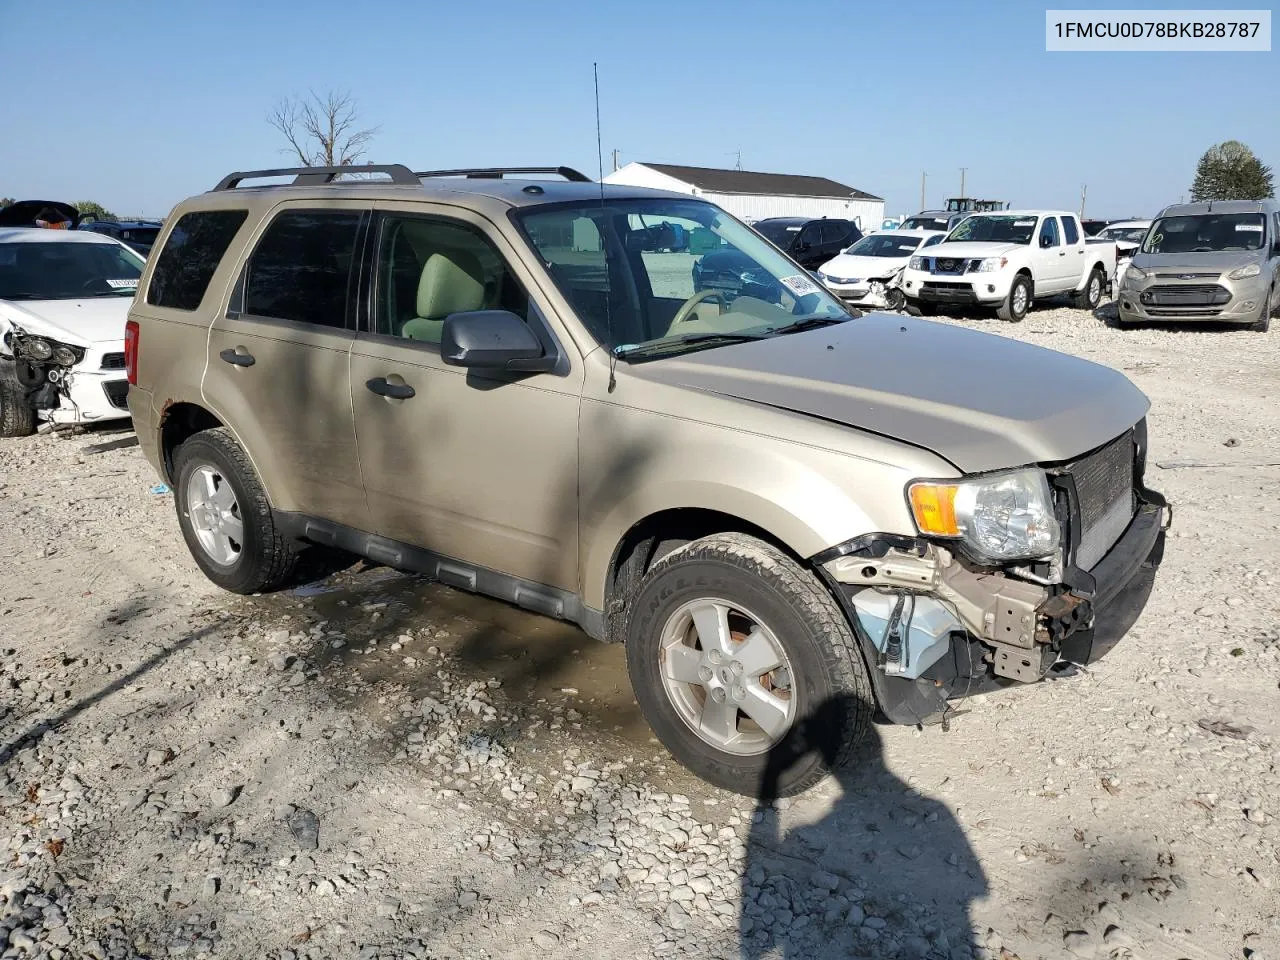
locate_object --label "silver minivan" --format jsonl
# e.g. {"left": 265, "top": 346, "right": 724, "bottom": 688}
{"left": 1118, "top": 199, "right": 1280, "bottom": 331}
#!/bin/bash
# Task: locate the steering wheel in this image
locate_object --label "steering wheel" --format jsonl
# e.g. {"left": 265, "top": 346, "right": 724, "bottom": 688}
{"left": 670, "top": 288, "right": 727, "bottom": 328}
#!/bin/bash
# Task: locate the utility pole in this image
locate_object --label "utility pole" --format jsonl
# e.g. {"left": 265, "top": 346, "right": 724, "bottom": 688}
{"left": 959, "top": 167, "right": 968, "bottom": 197}
{"left": 611, "top": 149, "right": 619, "bottom": 172}
{"left": 734, "top": 149, "right": 742, "bottom": 171}
{"left": 1079, "top": 184, "right": 1088, "bottom": 219}
{"left": 920, "top": 171, "right": 927, "bottom": 210}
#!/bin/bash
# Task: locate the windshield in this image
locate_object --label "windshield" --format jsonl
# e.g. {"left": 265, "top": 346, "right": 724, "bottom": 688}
{"left": 1142, "top": 213, "right": 1266, "bottom": 254}
{"left": 1099, "top": 226, "right": 1149, "bottom": 244}
{"left": 518, "top": 199, "right": 851, "bottom": 359}
{"left": 752, "top": 221, "right": 802, "bottom": 248}
{"left": 0, "top": 240, "right": 144, "bottom": 300}
{"left": 945, "top": 214, "right": 1037, "bottom": 245}
{"left": 901, "top": 216, "right": 950, "bottom": 231}
{"left": 843, "top": 234, "right": 927, "bottom": 257}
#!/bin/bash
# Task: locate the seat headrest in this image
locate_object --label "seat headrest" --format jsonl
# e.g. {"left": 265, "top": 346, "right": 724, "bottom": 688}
{"left": 417, "top": 250, "right": 485, "bottom": 320}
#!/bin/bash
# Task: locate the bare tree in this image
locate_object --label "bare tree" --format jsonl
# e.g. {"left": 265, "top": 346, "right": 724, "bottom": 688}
{"left": 267, "top": 90, "right": 379, "bottom": 168}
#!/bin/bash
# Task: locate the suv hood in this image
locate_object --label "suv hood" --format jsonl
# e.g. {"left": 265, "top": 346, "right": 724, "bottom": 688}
{"left": 0, "top": 297, "right": 130, "bottom": 346}
{"left": 1131, "top": 250, "right": 1261, "bottom": 272}
{"left": 629, "top": 313, "right": 1149, "bottom": 474}
{"left": 920, "top": 241, "right": 1024, "bottom": 260}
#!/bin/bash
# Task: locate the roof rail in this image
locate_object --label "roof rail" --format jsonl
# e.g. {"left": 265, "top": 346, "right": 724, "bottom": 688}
{"left": 212, "top": 164, "right": 420, "bottom": 191}
{"left": 414, "top": 166, "right": 592, "bottom": 183}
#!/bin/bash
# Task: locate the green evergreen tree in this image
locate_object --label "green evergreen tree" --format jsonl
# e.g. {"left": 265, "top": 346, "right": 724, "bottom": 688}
{"left": 1190, "top": 141, "right": 1275, "bottom": 201}
{"left": 75, "top": 200, "right": 117, "bottom": 221}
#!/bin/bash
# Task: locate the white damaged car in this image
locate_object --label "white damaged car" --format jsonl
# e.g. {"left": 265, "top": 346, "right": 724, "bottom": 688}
{"left": 816, "top": 229, "right": 946, "bottom": 310}
{"left": 0, "top": 228, "right": 141, "bottom": 436}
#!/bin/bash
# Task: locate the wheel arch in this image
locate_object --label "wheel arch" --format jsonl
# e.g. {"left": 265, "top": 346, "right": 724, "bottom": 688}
{"left": 589, "top": 481, "right": 875, "bottom": 640}
{"left": 159, "top": 401, "right": 223, "bottom": 483}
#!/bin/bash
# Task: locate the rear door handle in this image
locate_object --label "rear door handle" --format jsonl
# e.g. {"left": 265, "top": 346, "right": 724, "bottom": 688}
{"left": 219, "top": 347, "right": 255, "bottom": 367}
{"left": 1059, "top": 251, "right": 1067, "bottom": 257}
{"left": 366, "top": 377, "right": 415, "bottom": 400}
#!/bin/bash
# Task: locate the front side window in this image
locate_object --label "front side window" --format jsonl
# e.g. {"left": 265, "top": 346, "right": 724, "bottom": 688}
{"left": 946, "top": 214, "right": 1038, "bottom": 245}
{"left": 1143, "top": 212, "right": 1267, "bottom": 254}
{"left": 148, "top": 209, "right": 247, "bottom": 310}
{"left": 1039, "top": 217, "right": 1061, "bottom": 248}
{"left": 0, "top": 239, "right": 145, "bottom": 300}
{"left": 374, "top": 216, "right": 529, "bottom": 343}
{"left": 518, "top": 198, "right": 851, "bottom": 360}
{"left": 243, "top": 210, "right": 362, "bottom": 328}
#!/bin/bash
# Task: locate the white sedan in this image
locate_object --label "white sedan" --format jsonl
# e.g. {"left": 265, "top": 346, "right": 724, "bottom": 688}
{"left": 0, "top": 228, "right": 143, "bottom": 436}
{"left": 1093, "top": 219, "right": 1151, "bottom": 290}
{"left": 816, "top": 229, "right": 947, "bottom": 310}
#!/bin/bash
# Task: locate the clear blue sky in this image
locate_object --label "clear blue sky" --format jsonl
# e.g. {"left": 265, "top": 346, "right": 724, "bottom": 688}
{"left": 4, "top": 0, "right": 1276, "bottom": 219}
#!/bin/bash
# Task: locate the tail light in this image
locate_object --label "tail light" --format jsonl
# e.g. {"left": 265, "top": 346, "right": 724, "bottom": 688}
{"left": 124, "top": 320, "right": 139, "bottom": 385}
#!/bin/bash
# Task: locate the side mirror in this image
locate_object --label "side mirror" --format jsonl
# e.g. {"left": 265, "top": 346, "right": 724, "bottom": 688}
{"left": 440, "top": 310, "right": 552, "bottom": 372}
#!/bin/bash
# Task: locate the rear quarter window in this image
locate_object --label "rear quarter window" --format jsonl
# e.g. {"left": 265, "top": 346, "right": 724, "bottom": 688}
{"left": 147, "top": 210, "right": 248, "bottom": 311}
{"left": 1062, "top": 216, "right": 1080, "bottom": 245}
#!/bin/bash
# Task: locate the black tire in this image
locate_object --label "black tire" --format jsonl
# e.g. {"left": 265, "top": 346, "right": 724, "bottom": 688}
{"left": 1074, "top": 267, "right": 1105, "bottom": 310}
{"left": 625, "top": 532, "right": 874, "bottom": 797}
{"left": 1249, "top": 284, "right": 1273, "bottom": 333}
{"left": 0, "top": 360, "right": 37, "bottom": 438}
{"left": 883, "top": 288, "right": 906, "bottom": 311}
{"left": 909, "top": 299, "right": 937, "bottom": 316}
{"left": 172, "top": 427, "right": 300, "bottom": 593}
{"left": 997, "top": 274, "right": 1032, "bottom": 322}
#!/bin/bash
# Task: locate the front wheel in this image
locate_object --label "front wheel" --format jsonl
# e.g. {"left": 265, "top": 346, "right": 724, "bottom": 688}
{"left": 1074, "top": 267, "right": 1105, "bottom": 310}
{"left": 0, "top": 361, "right": 37, "bottom": 438}
{"left": 883, "top": 288, "right": 907, "bottom": 311}
{"left": 1249, "top": 284, "right": 1273, "bottom": 333}
{"left": 997, "top": 274, "right": 1032, "bottom": 322}
{"left": 625, "top": 533, "right": 874, "bottom": 797}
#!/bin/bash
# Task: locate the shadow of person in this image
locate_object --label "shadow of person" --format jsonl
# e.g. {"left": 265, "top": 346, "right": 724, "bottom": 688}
{"left": 741, "top": 696, "right": 987, "bottom": 960}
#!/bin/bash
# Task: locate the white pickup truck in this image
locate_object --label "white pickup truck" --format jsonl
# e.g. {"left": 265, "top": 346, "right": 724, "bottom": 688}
{"left": 900, "top": 210, "right": 1117, "bottom": 321}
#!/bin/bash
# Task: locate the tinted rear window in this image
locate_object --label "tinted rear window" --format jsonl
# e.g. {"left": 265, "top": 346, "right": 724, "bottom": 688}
{"left": 147, "top": 210, "right": 247, "bottom": 310}
{"left": 243, "top": 210, "right": 362, "bottom": 328}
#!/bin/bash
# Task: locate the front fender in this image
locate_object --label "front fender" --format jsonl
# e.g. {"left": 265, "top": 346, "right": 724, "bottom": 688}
{"left": 579, "top": 422, "right": 917, "bottom": 611}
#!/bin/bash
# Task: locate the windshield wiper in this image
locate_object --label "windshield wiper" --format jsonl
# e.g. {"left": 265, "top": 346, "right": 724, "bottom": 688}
{"left": 768, "top": 315, "right": 851, "bottom": 336}
{"left": 613, "top": 331, "right": 770, "bottom": 360}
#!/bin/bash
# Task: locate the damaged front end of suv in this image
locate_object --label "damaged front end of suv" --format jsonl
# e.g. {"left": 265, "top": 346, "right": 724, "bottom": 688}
{"left": 813, "top": 422, "right": 1170, "bottom": 725}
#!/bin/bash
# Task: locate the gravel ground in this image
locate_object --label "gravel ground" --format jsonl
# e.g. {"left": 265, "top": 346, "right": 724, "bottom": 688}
{"left": 1, "top": 299, "right": 1278, "bottom": 960}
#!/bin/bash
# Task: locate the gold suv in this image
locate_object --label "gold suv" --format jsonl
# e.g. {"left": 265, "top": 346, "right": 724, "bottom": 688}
{"left": 126, "top": 165, "right": 1169, "bottom": 795}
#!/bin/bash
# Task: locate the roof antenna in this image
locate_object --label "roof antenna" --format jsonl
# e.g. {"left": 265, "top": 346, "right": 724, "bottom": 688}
{"left": 594, "top": 61, "right": 618, "bottom": 394}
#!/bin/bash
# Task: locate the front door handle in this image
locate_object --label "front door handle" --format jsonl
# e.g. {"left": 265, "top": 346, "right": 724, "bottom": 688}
{"left": 366, "top": 377, "right": 415, "bottom": 400}
{"left": 219, "top": 347, "right": 255, "bottom": 367}
{"left": 1059, "top": 251, "right": 1067, "bottom": 257}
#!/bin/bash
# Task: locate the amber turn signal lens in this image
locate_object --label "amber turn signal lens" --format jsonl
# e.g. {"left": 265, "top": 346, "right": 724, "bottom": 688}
{"left": 908, "top": 483, "right": 960, "bottom": 536}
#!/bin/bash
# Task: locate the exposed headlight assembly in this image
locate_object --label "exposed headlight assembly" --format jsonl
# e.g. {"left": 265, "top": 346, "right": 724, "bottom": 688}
{"left": 23, "top": 337, "right": 54, "bottom": 361}
{"left": 51, "top": 345, "right": 79, "bottom": 366}
{"left": 907, "top": 468, "right": 1060, "bottom": 563}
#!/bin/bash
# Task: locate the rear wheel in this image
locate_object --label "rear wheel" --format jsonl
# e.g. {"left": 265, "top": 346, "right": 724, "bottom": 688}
{"left": 172, "top": 427, "right": 300, "bottom": 593}
{"left": 0, "top": 360, "right": 37, "bottom": 438}
{"left": 997, "top": 274, "right": 1032, "bottom": 322}
{"left": 625, "top": 532, "right": 874, "bottom": 797}
{"left": 1074, "top": 267, "right": 1105, "bottom": 310}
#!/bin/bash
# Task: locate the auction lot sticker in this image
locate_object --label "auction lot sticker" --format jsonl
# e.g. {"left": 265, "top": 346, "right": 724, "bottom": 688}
{"left": 1046, "top": 9, "right": 1271, "bottom": 50}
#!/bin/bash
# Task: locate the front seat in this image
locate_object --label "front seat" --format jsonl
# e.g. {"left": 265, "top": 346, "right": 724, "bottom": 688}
{"left": 400, "top": 249, "right": 486, "bottom": 343}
